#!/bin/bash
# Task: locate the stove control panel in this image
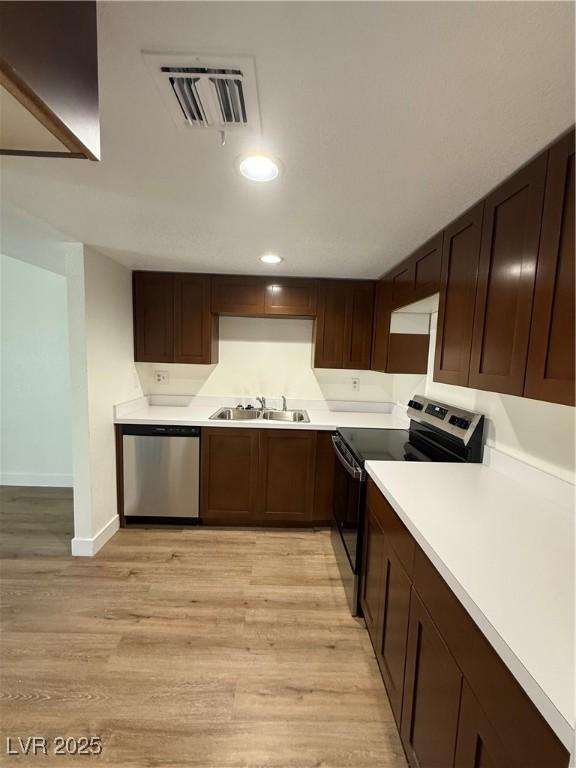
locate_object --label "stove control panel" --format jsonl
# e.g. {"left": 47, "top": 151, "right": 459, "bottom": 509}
{"left": 449, "top": 415, "right": 470, "bottom": 430}
{"left": 425, "top": 403, "right": 448, "bottom": 420}
{"left": 407, "top": 395, "right": 483, "bottom": 447}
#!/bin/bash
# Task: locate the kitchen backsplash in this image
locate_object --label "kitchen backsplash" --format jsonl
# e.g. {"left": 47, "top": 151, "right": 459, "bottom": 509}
{"left": 136, "top": 316, "right": 393, "bottom": 403}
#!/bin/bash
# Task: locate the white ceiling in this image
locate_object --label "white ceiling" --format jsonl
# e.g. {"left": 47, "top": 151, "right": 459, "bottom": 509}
{"left": 1, "top": 1, "right": 574, "bottom": 278}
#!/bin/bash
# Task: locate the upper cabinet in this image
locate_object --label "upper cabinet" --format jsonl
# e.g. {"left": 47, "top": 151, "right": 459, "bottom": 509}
{"left": 413, "top": 233, "right": 443, "bottom": 300}
{"left": 314, "top": 280, "right": 374, "bottom": 369}
{"left": 524, "top": 130, "right": 575, "bottom": 406}
{"left": 0, "top": 1, "right": 100, "bottom": 160}
{"left": 211, "top": 276, "right": 318, "bottom": 317}
{"left": 264, "top": 278, "right": 318, "bottom": 316}
{"left": 211, "top": 276, "right": 266, "bottom": 316}
{"left": 371, "top": 281, "right": 391, "bottom": 372}
{"left": 345, "top": 281, "right": 376, "bottom": 369}
{"left": 174, "top": 274, "right": 218, "bottom": 365}
{"left": 390, "top": 261, "right": 416, "bottom": 309}
{"left": 429, "top": 127, "right": 574, "bottom": 406}
{"left": 133, "top": 271, "right": 217, "bottom": 364}
{"left": 313, "top": 281, "right": 348, "bottom": 368}
{"left": 133, "top": 272, "right": 175, "bottom": 363}
{"left": 434, "top": 203, "right": 484, "bottom": 387}
{"left": 388, "top": 233, "right": 443, "bottom": 310}
{"left": 468, "top": 153, "right": 548, "bottom": 396}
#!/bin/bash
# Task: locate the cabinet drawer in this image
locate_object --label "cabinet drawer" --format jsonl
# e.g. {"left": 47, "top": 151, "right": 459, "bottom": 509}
{"left": 366, "top": 478, "right": 415, "bottom": 576}
{"left": 412, "top": 549, "right": 568, "bottom": 768}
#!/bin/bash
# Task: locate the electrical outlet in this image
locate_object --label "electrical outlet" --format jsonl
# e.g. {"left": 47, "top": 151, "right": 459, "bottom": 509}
{"left": 352, "top": 377, "right": 360, "bottom": 392}
{"left": 154, "top": 370, "right": 169, "bottom": 385}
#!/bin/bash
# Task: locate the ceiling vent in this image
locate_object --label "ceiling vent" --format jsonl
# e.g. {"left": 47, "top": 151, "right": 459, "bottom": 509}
{"left": 143, "top": 52, "right": 261, "bottom": 134}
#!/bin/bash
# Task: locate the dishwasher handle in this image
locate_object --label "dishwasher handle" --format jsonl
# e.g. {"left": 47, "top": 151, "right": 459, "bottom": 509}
{"left": 121, "top": 424, "right": 200, "bottom": 437}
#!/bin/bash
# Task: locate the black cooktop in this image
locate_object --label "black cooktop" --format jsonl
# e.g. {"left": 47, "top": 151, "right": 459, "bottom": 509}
{"left": 337, "top": 428, "right": 411, "bottom": 463}
{"left": 336, "top": 424, "right": 470, "bottom": 464}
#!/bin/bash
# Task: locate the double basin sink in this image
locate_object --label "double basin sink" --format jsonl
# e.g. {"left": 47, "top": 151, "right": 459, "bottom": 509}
{"left": 210, "top": 407, "right": 310, "bottom": 423}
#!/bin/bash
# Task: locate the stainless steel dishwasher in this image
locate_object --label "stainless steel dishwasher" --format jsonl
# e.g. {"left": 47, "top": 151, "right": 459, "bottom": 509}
{"left": 122, "top": 425, "right": 200, "bottom": 522}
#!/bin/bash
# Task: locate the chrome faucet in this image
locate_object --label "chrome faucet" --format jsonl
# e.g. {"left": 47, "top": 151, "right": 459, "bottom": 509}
{"left": 281, "top": 395, "right": 287, "bottom": 411}
{"left": 256, "top": 396, "right": 266, "bottom": 410}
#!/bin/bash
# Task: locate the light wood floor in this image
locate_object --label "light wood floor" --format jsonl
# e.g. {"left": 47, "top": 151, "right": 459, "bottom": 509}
{"left": 0, "top": 487, "right": 407, "bottom": 767}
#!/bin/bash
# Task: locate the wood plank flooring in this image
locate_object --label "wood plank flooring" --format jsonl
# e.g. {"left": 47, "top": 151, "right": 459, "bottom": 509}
{"left": 0, "top": 487, "right": 407, "bottom": 767}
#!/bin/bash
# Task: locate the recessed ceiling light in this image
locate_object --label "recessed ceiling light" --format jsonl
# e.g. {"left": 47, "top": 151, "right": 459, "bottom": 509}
{"left": 238, "top": 153, "right": 280, "bottom": 182}
{"left": 260, "top": 254, "right": 283, "bottom": 264}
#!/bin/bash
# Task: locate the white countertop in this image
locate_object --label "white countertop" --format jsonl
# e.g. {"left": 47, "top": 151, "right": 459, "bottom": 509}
{"left": 114, "top": 401, "right": 409, "bottom": 431}
{"left": 365, "top": 460, "right": 575, "bottom": 751}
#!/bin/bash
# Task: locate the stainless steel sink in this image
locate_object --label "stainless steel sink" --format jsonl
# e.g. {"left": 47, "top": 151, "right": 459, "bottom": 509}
{"left": 209, "top": 407, "right": 309, "bottom": 423}
{"left": 261, "top": 410, "right": 310, "bottom": 422}
{"left": 210, "top": 407, "right": 262, "bottom": 420}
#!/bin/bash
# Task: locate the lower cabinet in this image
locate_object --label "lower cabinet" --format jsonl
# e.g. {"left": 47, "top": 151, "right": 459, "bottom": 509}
{"left": 377, "top": 545, "right": 412, "bottom": 726}
{"left": 259, "top": 429, "right": 316, "bottom": 522}
{"left": 400, "top": 588, "right": 463, "bottom": 768}
{"left": 200, "top": 428, "right": 260, "bottom": 524}
{"left": 360, "top": 479, "right": 570, "bottom": 768}
{"left": 361, "top": 492, "right": 412, "bottom": 726}
{"left": 361, "top": 499, "right": 387, "bottom": 642}
{"left": 454, "top": 682, "right": 513, "bottom": 768}
{"left": 201, "top": 427, "right": 328, "bottom": 526}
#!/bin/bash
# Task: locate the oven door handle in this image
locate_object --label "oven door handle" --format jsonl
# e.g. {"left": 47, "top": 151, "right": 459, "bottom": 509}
{"left": 331, "top": 435, "right": 365, "bottom": 480}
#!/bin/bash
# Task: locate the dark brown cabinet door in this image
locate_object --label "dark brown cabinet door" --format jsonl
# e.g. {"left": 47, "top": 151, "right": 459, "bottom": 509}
{"left": 174, "top": 274, "right": 218, "bottom": 364}
{"left": 378, "top": 545, "right": 412, "bottom": 727}
{"left": 434, "top": 203, "right": 484, "bottom": 387}
{"left": 371, "top": 280, "right": 391, "bottom": 372}
{"left": 360, "top": 500, "right": 387, "bottom": 645}
{"left": 468, "top": 154, "right": 547, "bottom": 395}
{"left": 258, "top": 430, "right": 317, "bottom": 522}
{"left": 413, "top": 233, "right": 443, "bottom": 299}
{"left": 386, "top": 334, "right": 429, "bottom": 374}
{"left": 211, "top": 276, "right": 265, "bottom": 315}
{"left": 200, "top": 428, "right": 260, "bottom": 523}
{"left": 390, "top": 262, "right": 416, "bottom": 309}
{"left": 454, "top": 682, "right": 515, "bottom": 768}
{"left": 525, "top": 130, "right": 575, "bottom": 406}
{"left": 314, "top": 281, "right": 348, "bottom": 367}
{"left": 133, "top": 272, "right": 175, "bottom": 363}
{"left": 313, "top": 431, "right": 336, "bottom": 525}
{"left": 401, "top": 588, "right": 463, "bottom": 768}
{"left": 263, "top": 279, "right": 318, "bottom": 316}
{"left": 344, "top": 281, "right": 375, "bottom": 369}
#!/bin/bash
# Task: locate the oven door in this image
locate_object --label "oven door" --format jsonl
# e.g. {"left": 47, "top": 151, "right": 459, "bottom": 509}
{"left": 330, "top": 434, "right": 365, "bottom": 614}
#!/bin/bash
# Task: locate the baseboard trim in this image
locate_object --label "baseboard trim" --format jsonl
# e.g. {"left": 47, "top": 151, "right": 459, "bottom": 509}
{"left": 71, "top": 515, "right": 119, "bottom": 557}
{"left": 0, "top": 472, "right": 73, "bottom": 487}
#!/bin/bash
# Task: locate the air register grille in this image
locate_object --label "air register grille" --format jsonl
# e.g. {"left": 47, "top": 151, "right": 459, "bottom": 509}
{"left": 162, "top": 67, "right": 247, "bottom": 128}
{"left": 144, "top": 54, "right": 260, "bottom": 133}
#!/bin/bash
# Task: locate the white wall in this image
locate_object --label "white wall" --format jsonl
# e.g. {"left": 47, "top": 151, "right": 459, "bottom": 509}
{"left": 0, "top": 201, "right": 142, "bottom": 554}
{"left": 76, "top": 247, "right": 143, "bottom": 544}
{"left": 392, "top": 313, "right": 575, "bottom": 483}
{"left": 0, "top": 254, "right": 73, "bottom": 486}
{"left": 137, "top": 316, "right": 393, "bottom": 403}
